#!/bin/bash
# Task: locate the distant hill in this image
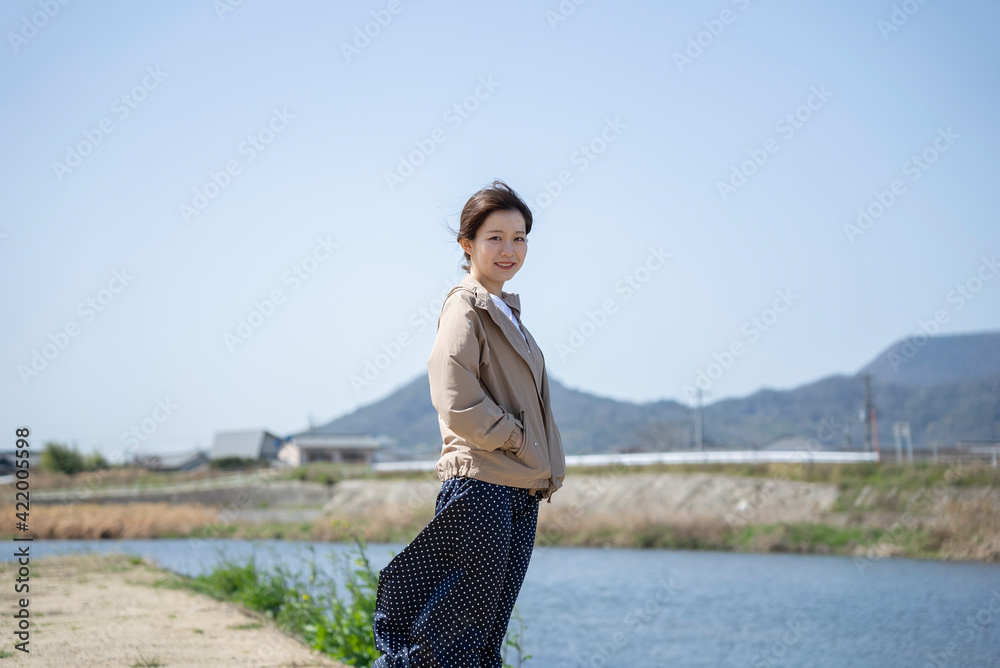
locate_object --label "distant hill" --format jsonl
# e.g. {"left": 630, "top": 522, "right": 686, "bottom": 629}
{"left": 303, "top": 330, "right": 1000, "bottom": 456}
{"left": 858, "top": 330, "right": 1000, "bottom": 387}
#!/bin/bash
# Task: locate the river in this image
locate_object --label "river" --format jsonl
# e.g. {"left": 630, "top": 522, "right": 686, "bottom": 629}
{"left": 10, "top": 539, "right": 1000, "bottom": 667}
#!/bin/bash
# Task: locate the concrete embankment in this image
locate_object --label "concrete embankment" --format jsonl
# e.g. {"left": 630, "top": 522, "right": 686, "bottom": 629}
{"left": 321, "top": 473, "right": 840, "bottom": 527}
{"left": 318, "top": 471, "right": 1000, "bottom": 560}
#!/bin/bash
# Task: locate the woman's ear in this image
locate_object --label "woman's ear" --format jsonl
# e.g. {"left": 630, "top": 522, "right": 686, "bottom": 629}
{"left": 459, "top": 237, "right": 472, "bottom": 253}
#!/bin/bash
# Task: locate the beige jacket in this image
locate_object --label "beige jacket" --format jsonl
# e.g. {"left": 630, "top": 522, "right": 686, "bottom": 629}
{"left": 427, "top": 272, "right": 566, "bottom": 501}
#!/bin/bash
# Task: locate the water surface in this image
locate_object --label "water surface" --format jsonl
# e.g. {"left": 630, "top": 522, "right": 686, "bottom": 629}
{"left": 11, "top": 540, "right": 1000, "bottom": 667}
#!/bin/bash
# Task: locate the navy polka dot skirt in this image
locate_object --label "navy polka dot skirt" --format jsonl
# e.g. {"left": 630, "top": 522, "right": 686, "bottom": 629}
{"left": 370, "top": 476, "right": 541, "bottom": 668}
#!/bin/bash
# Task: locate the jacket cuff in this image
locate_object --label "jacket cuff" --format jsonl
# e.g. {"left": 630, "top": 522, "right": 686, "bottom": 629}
{"left": 502, "top": 422, "right": 523, "bottom": 450}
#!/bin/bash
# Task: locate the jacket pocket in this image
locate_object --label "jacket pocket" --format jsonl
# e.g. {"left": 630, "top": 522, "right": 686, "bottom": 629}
{"left": 514, "top": 408, "right": 529, "bottom": 461}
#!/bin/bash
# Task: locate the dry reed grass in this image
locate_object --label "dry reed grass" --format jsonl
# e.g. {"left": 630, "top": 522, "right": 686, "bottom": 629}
{"left": 1, "top": 501, "right": 217, "bottom": 539}
{"left": 931, "top": 497, "right": 1000, "bottom": 561}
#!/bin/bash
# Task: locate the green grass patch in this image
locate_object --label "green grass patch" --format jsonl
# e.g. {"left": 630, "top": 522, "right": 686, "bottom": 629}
{"left": 227, "top": 621, "right": 264, "bottom": 630}
{"left": 155, "top": 537, "right": 379, "bottom": 665}
{"left": 153, "top": 535, "right": 533, "bottom": 667}
{"left": 529, "top": 519, "right": 961, "bottom": 560}
{"left": 130, "top": 650, "right": 164, "bottom": 667}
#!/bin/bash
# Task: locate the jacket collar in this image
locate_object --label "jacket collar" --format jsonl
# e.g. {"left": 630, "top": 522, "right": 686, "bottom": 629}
{"left": 449, "top": 272, "right": 544, "bottom": 403}
{"left": 456, "top": 271, "right": 521, "bottom": 315}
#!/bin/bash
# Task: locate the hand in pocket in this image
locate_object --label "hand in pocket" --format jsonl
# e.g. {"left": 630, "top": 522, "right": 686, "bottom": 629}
{"left": 508, "top": 427, "right": 524, "bottom": 453}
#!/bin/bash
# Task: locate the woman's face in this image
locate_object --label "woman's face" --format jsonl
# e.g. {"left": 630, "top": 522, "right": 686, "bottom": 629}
{"left": 460, "top": 209, "right": 527, "bottom": 294}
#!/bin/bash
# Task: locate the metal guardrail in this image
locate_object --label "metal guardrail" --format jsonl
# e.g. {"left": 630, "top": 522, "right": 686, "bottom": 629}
{"left": 5, "top": 447, "right": 992, "bottom": 491}
{"left": 373, "top": 450, "right": 882, "bottom": 473}
{"left": 968, "top": 445, "right": 999, "bottom": 468}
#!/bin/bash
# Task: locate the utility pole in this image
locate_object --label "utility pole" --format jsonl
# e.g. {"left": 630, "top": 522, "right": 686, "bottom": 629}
{"left": 862, "top": 374, "right": 881, "bottom": 460}
{"left": 892, "top": 422, "right": 903, "bottom": 464}
{"left": 862, "top": 374, "right": 875, "bottom": 451}
{"left": 863, "top": 374, "right": 872, "bottom": 452}
{"left": 694, "top": 389, "right": 705, "bottom": 452}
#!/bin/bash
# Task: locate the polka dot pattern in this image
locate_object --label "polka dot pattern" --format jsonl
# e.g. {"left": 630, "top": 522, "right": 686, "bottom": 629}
{"left": 371, "top": 476, "right": 541, "bottom": 668}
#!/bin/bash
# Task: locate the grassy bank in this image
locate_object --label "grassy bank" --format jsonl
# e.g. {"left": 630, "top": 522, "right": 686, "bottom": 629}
{"left": 0, "top": 551, "right": 348, "bottom": 667}
{"left": 548, "top": 519, "right": 948, "bottom": 558}
{"left": 153, "top": 537, "right": 530, "bottom": 668}
{"left": 155, "top": 537, "right": 381, "bottom": 666}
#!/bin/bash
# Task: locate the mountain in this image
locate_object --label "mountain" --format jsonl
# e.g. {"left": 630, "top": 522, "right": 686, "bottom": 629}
{"left": 303, "top": 331, "right": 1000, "bottom": 456}
{"left": 858, "top": 330, "right": 1000, "bottom": 387}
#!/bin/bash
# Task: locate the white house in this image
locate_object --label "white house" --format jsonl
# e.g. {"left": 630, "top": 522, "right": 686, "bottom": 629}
{"left": 278, "top": 433, "right": 379, "bottom": 467}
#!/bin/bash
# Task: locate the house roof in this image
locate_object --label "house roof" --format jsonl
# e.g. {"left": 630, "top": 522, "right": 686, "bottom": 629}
{"left": 288, "top": 433, "right": 380, "bottom": 450}
{"left": 211, "top": 429, "right": 281, "bottom": 459}
{"left": 136, "top": 450, "right": 209, "bottom": 470}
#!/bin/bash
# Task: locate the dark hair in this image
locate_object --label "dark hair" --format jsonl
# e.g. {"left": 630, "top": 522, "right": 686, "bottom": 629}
{"left": 450, "top": 179, "right": 533, "bottom": 273}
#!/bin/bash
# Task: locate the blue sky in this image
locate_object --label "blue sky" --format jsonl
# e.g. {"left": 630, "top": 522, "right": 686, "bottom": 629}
{"left": 2, "top": 0, "right": 998, "bottom": 458}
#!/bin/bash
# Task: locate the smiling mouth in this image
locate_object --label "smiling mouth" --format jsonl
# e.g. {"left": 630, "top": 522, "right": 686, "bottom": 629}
{"left": 496, "top": 262, "right": 515, "bottom": 268}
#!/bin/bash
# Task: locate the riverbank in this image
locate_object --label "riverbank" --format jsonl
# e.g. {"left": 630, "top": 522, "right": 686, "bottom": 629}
{"left": 0, "top": 551, "right": 347, "bottom": 666}
{"left": 4, "top": 463, "right": 998, "bottom": 562}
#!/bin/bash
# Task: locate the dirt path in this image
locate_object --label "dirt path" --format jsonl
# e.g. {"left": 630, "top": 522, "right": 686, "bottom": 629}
{"left": 0, "top": 552, "right": 350, "bottom": 667}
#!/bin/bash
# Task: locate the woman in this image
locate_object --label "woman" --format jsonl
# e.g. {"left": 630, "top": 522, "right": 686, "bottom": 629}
{"left": 370, "top": 179, "right": 566, "bottom": 668}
